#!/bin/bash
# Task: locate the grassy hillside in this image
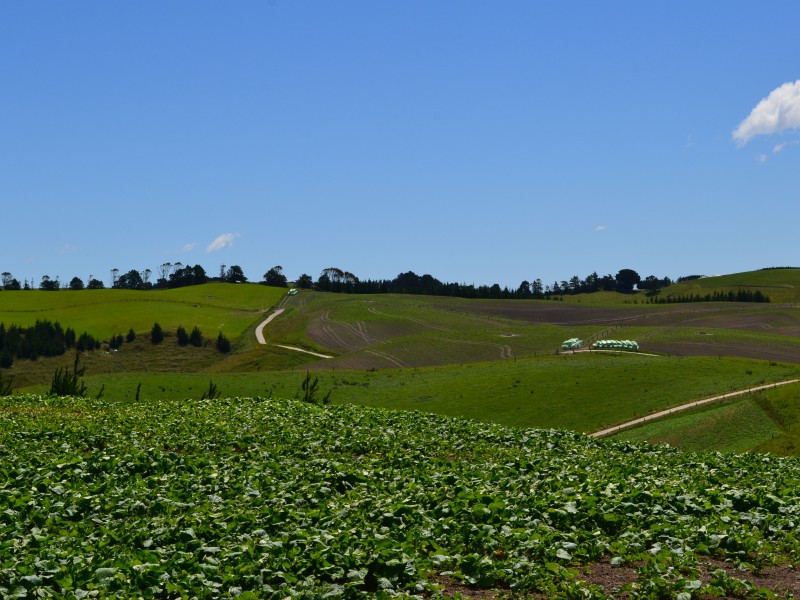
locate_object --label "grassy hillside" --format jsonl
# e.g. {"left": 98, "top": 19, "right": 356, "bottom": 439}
{"left": 613, "top": 382, "right": 800, "bottom": 456}
{"left": 608, "top": 397, "right": 785, "bottom": 453}
{"left": 257, "top": 288, "right": 800, "bottom": 369}
{"left": 5, "top": 270, "right": 800, "bottom": 457}
{"left": 656, "top": 268, "right": 800, "bottom": 304}
{"left": 0, "top": 283, "right": 287, "bottom": 339}
{"left": 16, "top": 352, "right": 797, "bottom": 438}
{"left": 2, "top": 394, "right": 800, "bottom": 598}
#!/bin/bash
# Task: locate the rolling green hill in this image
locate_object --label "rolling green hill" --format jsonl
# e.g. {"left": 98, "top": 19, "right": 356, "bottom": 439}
{"left": 0, "top": 283, "right": 286, "bottom": 339}
{"left": 4, "top": 270, "right": 800, "bottom": 456}
{"left": 655, "top": 268, "right": 800, "bottom": 304}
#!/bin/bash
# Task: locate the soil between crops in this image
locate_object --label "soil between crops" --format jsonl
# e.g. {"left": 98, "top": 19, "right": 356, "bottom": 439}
{"left": 434, "top": 558, "right": 800, "bottom": 598}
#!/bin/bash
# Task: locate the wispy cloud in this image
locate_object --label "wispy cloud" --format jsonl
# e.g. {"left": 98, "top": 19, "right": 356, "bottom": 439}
{"left": 733, "top": 80, "right": 800, "bottom": 146}
{"left": 179, "top": 243, "right": 197, "bottom": 253}
{"left": 773, "top": 141, "right": 798, "bottom": 154}
{"left": 756, "top": 154, "right": 768, "bottom": 164}
{"left": 56, "top": 244, "right": 75, "bottom": 255}
{"left": 594, "top": 225, "right": 607, "bottom": 232}
{"left": 206, "top": 233, "right": 240, "bottom": 253}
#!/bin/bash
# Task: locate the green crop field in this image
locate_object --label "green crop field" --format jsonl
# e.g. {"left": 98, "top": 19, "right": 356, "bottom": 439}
{"left": 2, "top": 394, "right": 800, "bottom": 598}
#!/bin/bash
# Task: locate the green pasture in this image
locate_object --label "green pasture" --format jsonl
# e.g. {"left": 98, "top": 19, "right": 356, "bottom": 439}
{"left": 319, "top": 354, "right": 799, "bottom": 433}
{"left": 609, "top": 380, "right": 800, "bottom": 456}
{"left": 621, "top": 323, "right": 800, "bottom": 355}
{"left": 259, "top": 291, "right": 600, "bottom": 367}
{"left": 545, "top": 268, "right": 800, "bottom": 305}
{"left": 608, "top": 397, "right": 785, "bottom": 454}
{"left": 658, "top": 268, "right": 800, "bottom": 304}
{"left": 753, "top": 384, "right": 800, "bottom": 455}
{"left": 20, "top": 353, "right": 797, "bottom": 437}
{"left": 639, "top": 325, "right": 800, "bottom": 349}
{"left": 0, "top": 284, "right": 286, "bottom": 339}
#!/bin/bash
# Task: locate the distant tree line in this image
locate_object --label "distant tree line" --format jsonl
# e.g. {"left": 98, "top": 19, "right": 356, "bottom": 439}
{"left": 3, "top": 264, "right": 667, "bottom": 297}
{"left": 759, "top": 266, "right": 800, "bottom": 270}
{"left": 303, "top": 267, "right": 671, "bottom": 299}
{"left": 0, "top": 320, "right": 101, "bottom": 368}
{"left": 650, "top": 290, "right": 770, "bottom": 304}
{"left": 0, "top": 263, "right": 252, "bottom": 292}
{"left": 1, "top": 262, "right": 773, "bottom": 306}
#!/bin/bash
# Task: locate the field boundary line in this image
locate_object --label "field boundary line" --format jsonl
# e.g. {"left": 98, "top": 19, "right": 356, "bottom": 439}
{"left": 590, "top": 378, "right": 800, "bottom": 438}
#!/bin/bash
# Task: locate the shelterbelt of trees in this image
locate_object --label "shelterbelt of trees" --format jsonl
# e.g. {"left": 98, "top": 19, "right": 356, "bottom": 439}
{"left": 0, "top": 265, "right": 774, "bottom": 303}
{"left": 309, "top": 267, "right": 666, "bottom": 298}
{"left": 0, "top": 321, "right": 101, "bottom": 368}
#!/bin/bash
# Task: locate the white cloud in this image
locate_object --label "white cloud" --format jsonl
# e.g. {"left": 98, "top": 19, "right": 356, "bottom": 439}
{"left": 179, "top": 243, "right": 197, "bottom": 253}
{"left": 594, "top": 225, "right": 607, "bottom": 232}
{"left": 773, "top": 141, "right": 798, "bottom": 154}
{"left": 733, "top": 80, "right": 800, "bottom": 146}
{"left": 56, "top": 244, "right": 75, "bottom": 255}
{"left": 756, "top": 154, "right": 768, "bottom": 164}
{"left": 206, "top": 233, "right": 239, "bottom": 252}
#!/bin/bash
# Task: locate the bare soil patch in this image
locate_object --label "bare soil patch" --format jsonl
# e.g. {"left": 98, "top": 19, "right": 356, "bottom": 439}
{"left": 577, "top": 556, "right": 800, "bottom": 599}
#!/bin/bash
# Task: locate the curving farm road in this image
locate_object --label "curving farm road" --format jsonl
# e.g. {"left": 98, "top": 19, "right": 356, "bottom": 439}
{"left": 590, "top": 378, "right": 800, "bottom": 438}
{"left": 254, "top": 309, "right": 285, "bottom": 344}
{"left": 255, "top": 309, "right": 333, "bottom": 359}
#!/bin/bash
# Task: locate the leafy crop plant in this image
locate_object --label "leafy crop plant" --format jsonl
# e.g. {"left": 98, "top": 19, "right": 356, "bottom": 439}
{"left": 2, "top": 395, "right": 800, "bottom": 597}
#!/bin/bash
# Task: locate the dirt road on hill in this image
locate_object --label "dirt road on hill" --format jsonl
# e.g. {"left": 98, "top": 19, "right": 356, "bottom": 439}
{"left": 255, "top": 309, "right": 333, "bottom": 359}
{"left": 255, "top": 309, "right": 285, "bottom": 344}
{"left": 590, "top": 378, "right": 800, "bottom": 438}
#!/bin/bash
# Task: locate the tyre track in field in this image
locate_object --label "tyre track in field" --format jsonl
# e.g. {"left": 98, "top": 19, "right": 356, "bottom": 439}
{"left": 320, "top": 311, "right": 382, "bottom": 346}
{"left": 255, "top": 308, "right": 333, "bottom": 358}
{"left": 319, "top": 310, "right": 405, "bottom": 366}
{"left": 365, "top": 350, "right": 407, "bottom": 368}
{"left": 434, "top": 337, "right": 513, "bottom": 360}
{"left": 367, "top": 306, "right": 455, "bottom": 332}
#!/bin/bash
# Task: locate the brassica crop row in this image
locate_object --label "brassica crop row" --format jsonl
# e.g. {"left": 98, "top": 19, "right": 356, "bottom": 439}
{"left": 1, "top": 395, "right": 799, "bottom": 598}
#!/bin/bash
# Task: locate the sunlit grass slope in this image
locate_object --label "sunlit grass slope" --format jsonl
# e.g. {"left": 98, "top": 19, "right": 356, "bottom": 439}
{"left": 34, "top": 352, "right": 798, "bottom": 435}
{"left": 658, "top": 268, "right": 800, "bottom": 304}
{"left": 0, "top": 283, "right": 286, "bottom": 339}
{"left": 608, "top": 397, "right": 785, "bottom": 454}
{"left": 262, "top": 291, "right": 613, "bottom": 368}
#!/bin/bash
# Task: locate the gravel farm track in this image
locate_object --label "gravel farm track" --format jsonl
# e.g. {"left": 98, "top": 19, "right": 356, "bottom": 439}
{"left": 590, "top": 377, "right": 800, "bottom": 438}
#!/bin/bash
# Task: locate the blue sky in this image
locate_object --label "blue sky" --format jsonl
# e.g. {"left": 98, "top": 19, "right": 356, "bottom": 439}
{"left": 1, "top": 2, "right": 798, "bottom": 290}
